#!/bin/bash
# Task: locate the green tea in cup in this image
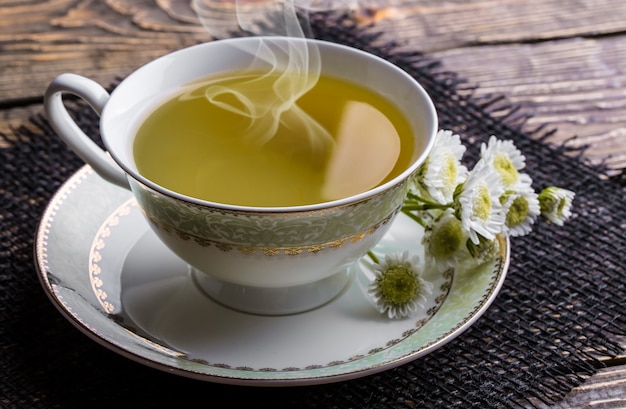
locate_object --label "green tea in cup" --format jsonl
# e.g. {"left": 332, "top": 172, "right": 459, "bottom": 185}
{"left": 133, "top": 70, "right": 415, "bottom": 207}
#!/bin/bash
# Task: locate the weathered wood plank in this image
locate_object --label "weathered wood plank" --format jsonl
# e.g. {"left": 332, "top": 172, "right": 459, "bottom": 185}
{"left": 2, "top": 2, "right": 626, "bottom": 172}
{"left": 3, "top": 0, "right": 626, "bottom": 101}
{"left": 0, "top": 105, "right": 44, "bottom": 147}
{"left": 0, "top": 0, "right": 209, "bottom": 102}
{"left": 535, "top": 363, "right": 626, "bottom": 408}
{"left": 3, "top": 0, "right": 626, "bottom": 172}
{"left": 362, "top": 0, "right": 626, "bottom": 51}
{"left": 429, "top": 36, "right": 626, "bottom": 173}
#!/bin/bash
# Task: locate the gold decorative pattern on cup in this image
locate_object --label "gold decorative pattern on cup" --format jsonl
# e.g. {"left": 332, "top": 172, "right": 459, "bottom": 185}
{"left": 145, "top": 212, "right": 395, "bottom": 256}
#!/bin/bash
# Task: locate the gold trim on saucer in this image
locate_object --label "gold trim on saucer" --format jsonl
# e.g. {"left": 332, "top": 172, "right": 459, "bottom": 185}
{"left": 89, "top": 198, "right": 137, "bottom": 313}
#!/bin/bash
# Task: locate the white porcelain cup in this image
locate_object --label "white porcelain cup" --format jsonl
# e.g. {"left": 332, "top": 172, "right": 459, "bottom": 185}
{"left": 44, "top": 37, "right": 437, "bottom": 315}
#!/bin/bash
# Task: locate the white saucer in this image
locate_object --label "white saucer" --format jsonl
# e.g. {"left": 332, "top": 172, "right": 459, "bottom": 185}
{"left": 35, "top": 165, "right": 509, "bottom": 386}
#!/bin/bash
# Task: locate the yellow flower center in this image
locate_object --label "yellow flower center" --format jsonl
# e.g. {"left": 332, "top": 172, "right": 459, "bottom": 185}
{"left": 493, "top": 153, "right": 518, "bottom": 186}
{"left": 379, "top": 267, "right": 418, "bottom": 305}
{"left": 473, "top": 183, "right": 492, "bottom": 221}
{"left": 442, "top": 154, "right": 458, "bottom": 191}
{"left": 506, "top": 196, "right": 529, "bottom": 227}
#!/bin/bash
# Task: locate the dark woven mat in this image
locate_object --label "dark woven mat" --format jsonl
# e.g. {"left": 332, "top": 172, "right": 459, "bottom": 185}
{"left": 1, "top": 13, "right": 625, "bottom": 409}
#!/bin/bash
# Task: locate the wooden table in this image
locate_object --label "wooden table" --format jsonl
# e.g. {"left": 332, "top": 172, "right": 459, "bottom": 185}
{"left": 1, "top": 1, "right": 624, "bottom": 406}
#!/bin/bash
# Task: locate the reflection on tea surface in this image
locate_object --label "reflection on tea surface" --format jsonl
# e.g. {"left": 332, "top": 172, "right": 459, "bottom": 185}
{"left": 134, "top": 71, "right": 414, "bottom": 206}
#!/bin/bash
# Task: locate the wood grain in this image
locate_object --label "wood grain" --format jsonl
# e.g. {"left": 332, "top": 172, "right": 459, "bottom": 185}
{"left": 535, "top": 359, "right": 626, "bottom": 408}
{"left": 430, "top": 36, "right": 626, "bottom": 173}
{"left": 2, "top": 0, "right": 626, "bottom": 172}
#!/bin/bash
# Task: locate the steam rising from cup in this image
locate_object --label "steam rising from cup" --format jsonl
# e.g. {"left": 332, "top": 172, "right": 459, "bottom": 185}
{"left": 190, "top": 1, "right": 399, "bottom": 200}
{"left": 191, "top": 0, "right": 358, "bottom": 161}
{"left": 192, "top": 0, "right": 358, "bottom": 38}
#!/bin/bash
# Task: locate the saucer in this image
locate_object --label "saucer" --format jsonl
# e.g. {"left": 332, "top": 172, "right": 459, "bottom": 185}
{"left": 35, "top": 165, "right": 509, "bottom": 386}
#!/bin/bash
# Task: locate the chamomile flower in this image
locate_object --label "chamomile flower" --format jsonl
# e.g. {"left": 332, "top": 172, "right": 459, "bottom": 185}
{"left": 480, "top": 135, "right": 526, "bottom": 187}
{"left": 422, "top": 209, "right": 468, "bottom": 272}
{"left": 413, "top": 130, "right": 468, "bottom": 204}
{"left": 538, "top": 186, "right": 575, "bottom": 225}
{"left": 366, "top": 130, "right": 575, "bottom": 320}
{"left": 500, "top": 174, "right": 540, "bottom": 237}
{"left": 368, "top": 251, "right": 433, "bottom": 319}
{"left": 455, "top": 159, "right": 505, "bottom": 244}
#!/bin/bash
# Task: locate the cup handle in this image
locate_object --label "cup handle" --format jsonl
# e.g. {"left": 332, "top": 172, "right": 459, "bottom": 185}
{"left": 44, "top": 73, "right": 130, "bottom": 189}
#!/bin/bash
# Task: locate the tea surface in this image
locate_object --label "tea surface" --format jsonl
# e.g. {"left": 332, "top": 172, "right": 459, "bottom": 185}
{"left": 133, "top": 72, "right": 414, "bottom": 206}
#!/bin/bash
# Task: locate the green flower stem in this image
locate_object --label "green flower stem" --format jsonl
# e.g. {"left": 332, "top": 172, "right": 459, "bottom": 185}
{"left": 405, "top": 193, "right": 452, "bottom": 208}
{"left": 401, "top": 209, "right": 427, "bottom": 228}
{"left": 402, "top": 203, "right": 450, "bottom": 212}
{"left": 367, "top": 250, "right": 380, "bottom": 264}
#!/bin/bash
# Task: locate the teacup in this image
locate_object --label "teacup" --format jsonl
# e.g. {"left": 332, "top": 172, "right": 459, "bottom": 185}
{"left": 44, "top": 37, "right": 437, "bottom": 315}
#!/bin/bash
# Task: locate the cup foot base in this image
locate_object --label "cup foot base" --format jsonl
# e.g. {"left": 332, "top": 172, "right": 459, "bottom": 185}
{"left": 190, "top": 268, "right": 353, "bottom": 316}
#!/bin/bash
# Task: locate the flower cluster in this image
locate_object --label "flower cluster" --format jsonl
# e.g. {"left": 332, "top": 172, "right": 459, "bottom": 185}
{"left": 367, "top": 129, "right": 575, "bottom": 319}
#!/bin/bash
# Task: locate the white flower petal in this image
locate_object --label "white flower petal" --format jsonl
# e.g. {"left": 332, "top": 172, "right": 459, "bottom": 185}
{"left": 415, "top": 130, "right": 468, "bottom": 204}
{"left": 480, "top": 135, "right": 526, "bottom": 187}
{"left": 457, "top": 159, "right": 505, "bottom": 244}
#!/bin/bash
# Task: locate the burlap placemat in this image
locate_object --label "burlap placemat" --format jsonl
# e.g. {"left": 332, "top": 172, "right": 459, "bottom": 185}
{"left": 1, "top": 13, "right": 624, "bottom": 408}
